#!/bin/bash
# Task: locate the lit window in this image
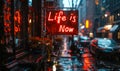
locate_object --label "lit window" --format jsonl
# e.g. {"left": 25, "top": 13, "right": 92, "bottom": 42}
{"left": 28, "top": 0, "right": 32, "bottom": 6}
{"left": 103, "top": 0, "right": 106, "bottom": 3}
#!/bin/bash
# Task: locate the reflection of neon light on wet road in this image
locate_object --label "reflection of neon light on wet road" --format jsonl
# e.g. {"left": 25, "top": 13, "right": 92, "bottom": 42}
{"left": 53, "top": 65, "right": 56, "bottom": 71}
{"left": 63, "top": 37, "right": 67, "bottom": 50}
{"left": 82, "top": 49, "right": 96, "bottom": 71}
{"left": 61, "top": 37, "right": 67, "bottom": 56}
{"left": 61, "top": 36, "right": 71, "bottom": 57}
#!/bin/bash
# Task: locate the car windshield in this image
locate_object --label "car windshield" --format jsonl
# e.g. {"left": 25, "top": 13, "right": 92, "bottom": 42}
{"left": 98, "top": 38, "right": 117, "bottom": 47}
{"left": 80, "top": 36, "right": 89, "bottom": 40}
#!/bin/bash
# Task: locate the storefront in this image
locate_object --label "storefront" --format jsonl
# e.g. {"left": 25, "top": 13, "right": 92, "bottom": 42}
{"left": 96, "top": 25, "right": 112, "bottom": 38}
{"left": 110, "top": 24, "right": 120, "bottom": 44}
{"left": 1, "top": 0, "right": 29, "bottom": 67}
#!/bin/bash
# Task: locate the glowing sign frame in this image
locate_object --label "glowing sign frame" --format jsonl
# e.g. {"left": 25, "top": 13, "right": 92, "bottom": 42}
{"left": 46, "top": 10, "right": 78, "bottom": 35}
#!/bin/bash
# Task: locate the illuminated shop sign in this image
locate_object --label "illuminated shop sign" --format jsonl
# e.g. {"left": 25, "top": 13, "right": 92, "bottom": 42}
{"left": 46, "top": 10, "right": 78, "bottom": 35}
{"left": 14, "top": 10, "right": 21, "bottom": 34}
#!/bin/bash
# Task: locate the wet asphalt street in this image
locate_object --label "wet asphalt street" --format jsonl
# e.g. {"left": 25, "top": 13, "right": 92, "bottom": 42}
{"left": 51, "top": 48, "right": 97, "bottom": 71}
{"left": 9, "top": 37, "right": 120, "bottom": 71}
{"left": 50, "top": 37, "right": 120, "bottom": 71}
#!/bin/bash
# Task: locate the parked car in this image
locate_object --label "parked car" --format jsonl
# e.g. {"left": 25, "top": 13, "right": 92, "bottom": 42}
{"left": 90, "top": 38, "right": 120, "bottom": 61}
{"left": 79, "top": 36, "right": 91, "bottom": 47}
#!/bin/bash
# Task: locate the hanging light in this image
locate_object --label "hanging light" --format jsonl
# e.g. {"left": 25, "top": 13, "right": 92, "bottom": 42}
{"left": 95, "top": 0, "right": 99, "bottom": 5}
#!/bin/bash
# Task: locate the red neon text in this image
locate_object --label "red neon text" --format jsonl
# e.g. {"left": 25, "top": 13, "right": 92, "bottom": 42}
{"left": 48, "top": 11, "right": 77, "bottom": 24}
{"left": 14, "top": 11, "right": 21, "bottom": 24}
{"left": 59, "top": 25, "right": 74, "bottom": 32}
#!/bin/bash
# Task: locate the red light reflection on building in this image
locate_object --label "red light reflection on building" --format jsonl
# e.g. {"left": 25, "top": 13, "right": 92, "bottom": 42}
{"left": 4, "top": 0, "right": 11, "bottom": 33}
{"left": 14, "top": 10, "right": 21, "bottom": 35}
{"left": 14, "top": 11, "right": 21, "bottom": 24}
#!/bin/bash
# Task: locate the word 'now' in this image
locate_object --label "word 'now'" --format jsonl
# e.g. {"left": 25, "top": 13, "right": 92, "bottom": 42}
{"left": 59, "top": 25, "right": 74, "bottom": 32}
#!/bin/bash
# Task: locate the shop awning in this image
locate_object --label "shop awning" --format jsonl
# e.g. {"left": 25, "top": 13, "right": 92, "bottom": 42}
{"left": 97, "top": 27, "right": 105, "bottom": 32}
{"left": 97, "top": 25, "right": 113, "bottom": 33}
{"left": 110, "top": 25, "right": 119, "bottom": 32}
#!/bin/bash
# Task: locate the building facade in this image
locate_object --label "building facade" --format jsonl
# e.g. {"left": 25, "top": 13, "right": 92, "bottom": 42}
{"left": 108, "top": 0, "right": 120, "bottom": 43}
{"left": 94, "top": 0, "right": 120, "bottom": 43}
{"left": 79, "top": 0, "right": 95, "bottom": 36}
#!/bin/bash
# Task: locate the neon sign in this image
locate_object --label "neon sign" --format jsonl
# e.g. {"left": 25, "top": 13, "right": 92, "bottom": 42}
{"left": 14, "top": 11, "right": 21, "bottom": 24}
{"left": 48, "top": 11, "right": 77, "bottom": 24}
{"left": 4, "top": 0, "right": 11, "bottom": 33}
{"left": 59, "top": 25, "right": 74, "bottom": 32}
{"left": 46, "top": 10, "right": 78, "bottom": 35}
{"left": 14, "top": 10, "right": 21, "bottom": 35}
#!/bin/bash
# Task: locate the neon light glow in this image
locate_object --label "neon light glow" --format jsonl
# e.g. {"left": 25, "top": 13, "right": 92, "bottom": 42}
{"left": 46, "top": 10, "right": 78, "bottom": 35}
{"left": 59, "top": 25, "right": 74, "bottom": 32}
{"left": 4, "top": 1, "right": 11, "bottom": 33}
{"left": 48, "top": 11, "right": 66, "bottom": 24}
{"left": 85, "top": 20, "right": 89, "bottom": 29}
{"left": 14, "top": 10, "right": 21, "bottom": 34}
{"left": 14, "top": 11, "right": 21, "bottom": 24}
{"left": 48, "top": 11, "right": 77, "bottom": 24}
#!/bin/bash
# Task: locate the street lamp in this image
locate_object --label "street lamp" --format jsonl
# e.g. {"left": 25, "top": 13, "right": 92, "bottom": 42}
{"left": 104, "top": 13, "right": 108, "bottom": 17}
{"left": 104, "top": 13, "right": 109, "bottom": 25}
